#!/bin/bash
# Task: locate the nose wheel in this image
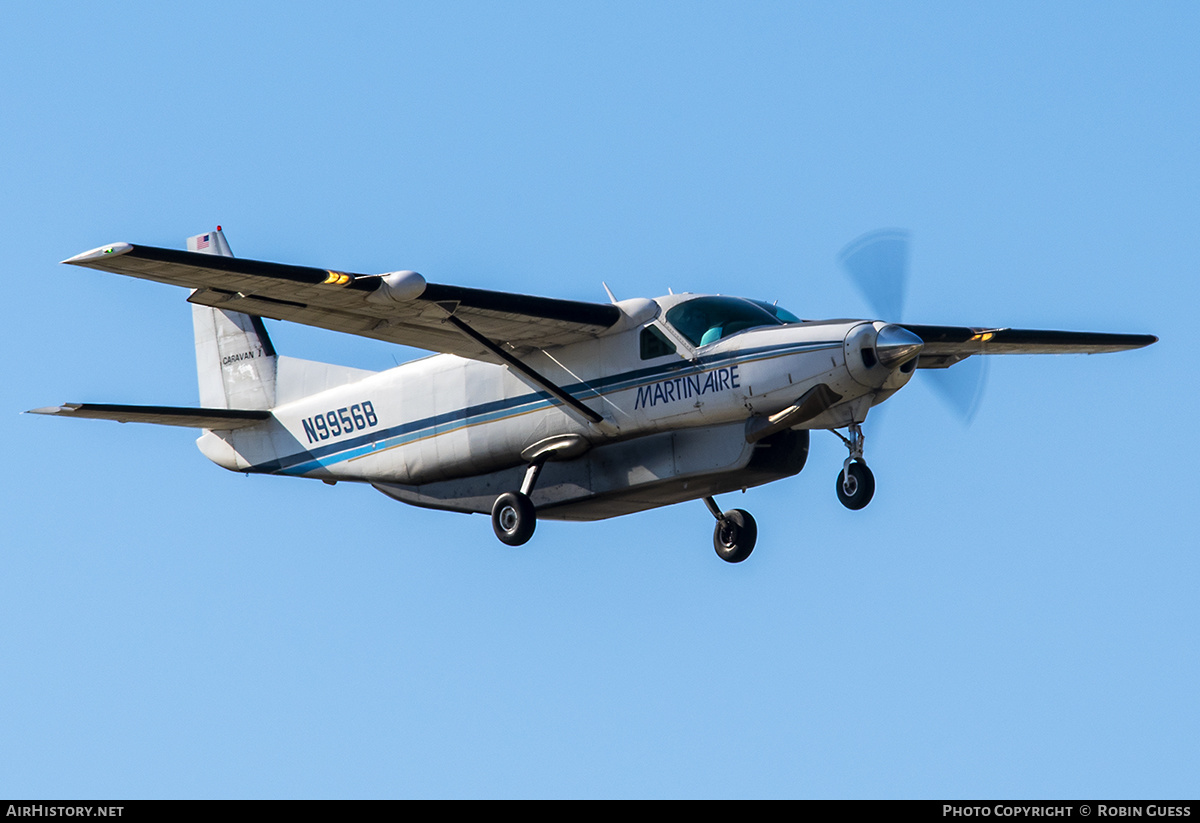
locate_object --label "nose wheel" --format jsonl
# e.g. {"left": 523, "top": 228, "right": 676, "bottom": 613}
{"left": 832, "top": 423, "right": 876, "bottom": 510}
{"left": 836, "top": 460, "right": 875, "bottom": 510}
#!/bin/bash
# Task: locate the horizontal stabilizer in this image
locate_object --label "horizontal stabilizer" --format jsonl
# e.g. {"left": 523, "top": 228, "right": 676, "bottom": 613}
{"left": 27, "top": 403, "right": 271, "bottom": 429}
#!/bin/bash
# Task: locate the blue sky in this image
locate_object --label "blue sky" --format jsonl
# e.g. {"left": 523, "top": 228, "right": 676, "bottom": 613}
{"left": 3, "top": 1, "right": 1196, "bottom": 798}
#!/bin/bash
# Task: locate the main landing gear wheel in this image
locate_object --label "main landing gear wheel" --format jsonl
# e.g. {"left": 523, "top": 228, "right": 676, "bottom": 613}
{"left": 704, "top": 498, "right": 757, "bottom": 564}
{"left": 491, "top": 454, "right": 551, "bottom": 547}
{"left": 492, "top": 491, "right": 536, "bottom": 546}
{"left": 836, "top": 460, "right": 875, "bottom": 510}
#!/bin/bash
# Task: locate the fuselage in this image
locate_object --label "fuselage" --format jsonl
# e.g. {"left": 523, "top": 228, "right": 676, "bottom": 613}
{"left": 197, "top": 294, "right": 911, "bottom": 488}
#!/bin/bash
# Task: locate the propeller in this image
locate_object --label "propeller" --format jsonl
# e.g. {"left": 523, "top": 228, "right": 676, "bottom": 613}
{"left": 837, "top": 228, "right": 988, "bottom": 424}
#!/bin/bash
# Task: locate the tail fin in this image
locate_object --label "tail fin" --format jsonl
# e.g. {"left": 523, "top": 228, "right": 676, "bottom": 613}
{"left": 188, "top": 227, "right": 278, "bottom": 409}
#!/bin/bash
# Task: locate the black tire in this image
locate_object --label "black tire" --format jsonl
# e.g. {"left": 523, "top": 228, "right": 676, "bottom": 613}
{"left": 492, "top": 491, "right": 536, "bottom": 546}
{"left": 713, "top": 508, "right": 757, "bottom": 563}
{"left": 836, "top": 460, "right": 875, "bottom": 510}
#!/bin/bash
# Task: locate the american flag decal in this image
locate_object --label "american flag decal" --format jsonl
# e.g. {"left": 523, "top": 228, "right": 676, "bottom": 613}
{"left": 197, "top": 234, "right": 210, "bottom": 249}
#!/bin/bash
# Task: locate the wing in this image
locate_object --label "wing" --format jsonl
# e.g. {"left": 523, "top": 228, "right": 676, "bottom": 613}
{"left": 63, "top": 243, "right": 621, "bottom": 362}
{"left": 900, "top": 324, "right": 1158, "bottom": 368}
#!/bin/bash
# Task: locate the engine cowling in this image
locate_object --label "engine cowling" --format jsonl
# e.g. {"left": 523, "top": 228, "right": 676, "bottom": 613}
{"left": 844, "top": 321, "right": 922, "bottom": 391}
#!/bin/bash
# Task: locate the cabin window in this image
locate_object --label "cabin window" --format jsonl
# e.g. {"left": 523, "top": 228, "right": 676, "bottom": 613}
{"left": 640, "top": 325, "right": 677, "bottom": 359}
{"left": 664, "top": 296, "right": 786, "bottom": 347}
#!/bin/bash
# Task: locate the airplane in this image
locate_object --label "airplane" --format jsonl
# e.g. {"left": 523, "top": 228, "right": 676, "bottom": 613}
{"left": 29, "top": 227, "right": 1156, "bottom": 563}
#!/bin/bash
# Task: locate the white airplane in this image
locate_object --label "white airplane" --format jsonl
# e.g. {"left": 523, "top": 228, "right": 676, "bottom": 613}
{"left": 31, "top": 227, "right": 1156, "bottom": 562}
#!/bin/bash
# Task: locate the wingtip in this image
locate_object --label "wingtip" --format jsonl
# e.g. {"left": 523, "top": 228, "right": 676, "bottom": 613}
{"left": 61, "top": 242, "right": 133, "bottom": 265}
{"left": 26, "top": 405, "right": 67, "bottom": 416}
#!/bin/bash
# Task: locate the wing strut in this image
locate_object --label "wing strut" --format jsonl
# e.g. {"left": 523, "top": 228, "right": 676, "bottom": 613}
{"left": 440, "top": 313, "right": 605, "bottom": 425}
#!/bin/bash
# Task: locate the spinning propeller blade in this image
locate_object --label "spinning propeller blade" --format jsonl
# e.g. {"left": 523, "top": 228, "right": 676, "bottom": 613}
{"left": 838, "top": 228, "right": 986, "bottom": 424}
{"left": 837, "top": 228, "right": 909, "bottom": 322}
{"left": 922, "top": 356, "right": 988, "bottom": 424}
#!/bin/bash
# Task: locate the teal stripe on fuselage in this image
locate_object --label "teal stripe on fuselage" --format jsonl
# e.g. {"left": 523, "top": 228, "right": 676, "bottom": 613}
{"left": 256, "top": 339, "right": 840, "bottom": 476}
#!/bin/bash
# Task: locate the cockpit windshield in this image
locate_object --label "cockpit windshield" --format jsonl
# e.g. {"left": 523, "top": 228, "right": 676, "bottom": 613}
{"left": 664, "top": 296, "right": 797, "bottom": 347}
{"left": 748, "top": 299, "right": 803, "bottom": 324}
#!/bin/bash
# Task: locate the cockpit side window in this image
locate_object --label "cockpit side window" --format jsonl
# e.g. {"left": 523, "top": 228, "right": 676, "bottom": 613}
{"left": 664, "top": 296, "right": 785, "bottom": 347}
{"left": 640, "top": 325, "right": 677, "bottom": 360}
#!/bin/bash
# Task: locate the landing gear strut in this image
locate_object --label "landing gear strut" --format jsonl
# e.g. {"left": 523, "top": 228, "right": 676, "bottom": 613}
{"left": 491, "top": 457, "right": 547, "bottom": 546}
{"left": 704, "top": 497, "right": 757, "bottom": 563}
{"left": 832, "top": 423, "right": 875, "bottom": 510}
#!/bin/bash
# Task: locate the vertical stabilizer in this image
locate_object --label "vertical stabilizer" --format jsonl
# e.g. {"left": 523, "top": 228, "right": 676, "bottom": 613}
{"left": 189, "top": 228, "right": 278, "bottom": 409}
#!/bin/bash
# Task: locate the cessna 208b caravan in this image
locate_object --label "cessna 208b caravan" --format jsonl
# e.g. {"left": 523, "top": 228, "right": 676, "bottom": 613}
{"left": 32, "top": 228, "right": 1156, "bottom": 562}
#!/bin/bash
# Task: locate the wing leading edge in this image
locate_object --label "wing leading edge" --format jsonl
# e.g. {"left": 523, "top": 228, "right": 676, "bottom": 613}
{"left": 63, "top": 242, "right": 622, "bottom": 362}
